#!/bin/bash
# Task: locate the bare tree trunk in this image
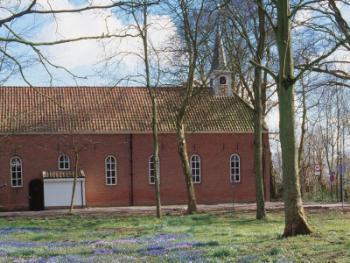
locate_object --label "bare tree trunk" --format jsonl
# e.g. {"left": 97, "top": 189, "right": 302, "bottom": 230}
{"left": 69, "top": 152, "right": 79, "bottom": 214}
{"left": 151, "top": 93, "right": 162, "bottom": 218}
{"left": 253, "top": 109, "right": 265, "bottom": 219}
{"left": 298, "top": 78, "right": 307, "bottom": 196}
{"left": 276, "top": 0, "right": 312, "bottom": 237}
{"left": 176, "top": 113, "right": 197, "bottom": 214}
{"left": 133, "top": 1, "right": 162, "bottom": 217}
{"left": 253, "top": 0, "right": 266, "bottom": 220}
{"left": 336, "top": 87, "right": 340, "bottom": 200}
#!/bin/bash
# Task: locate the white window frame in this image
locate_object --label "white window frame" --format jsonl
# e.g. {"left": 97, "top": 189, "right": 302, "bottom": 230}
{"left": 105, "top": 155, "right": 117, "bottom": 185}
{"left": 10, "top": 156, "right": 23, "bottom": 187}
{"left": 191, "top": 154, "right": 201, "bottom": 184}
{"left": 149, "top": 155, "right": 160, "bottom": 185}
{"left": 58, "top": 154, "right": 70, "bottom": 171}
{"left": 230, "top": 154, "right": 241, "bottom": 183}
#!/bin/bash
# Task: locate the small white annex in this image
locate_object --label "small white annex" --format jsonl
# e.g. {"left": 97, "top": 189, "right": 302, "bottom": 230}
{"left": 42, "top": 171, "right": 86, "bottom": 208}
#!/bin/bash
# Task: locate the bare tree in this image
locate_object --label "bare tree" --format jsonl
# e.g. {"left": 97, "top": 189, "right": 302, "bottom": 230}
{"left": 164, "top": 0, "right": 214, "bottom": 214}
{"left": 224, "top": 0, "right": 276, "bottom": 219}
{"left": 251, "top": 0, "right": 350, "bottom": 236}
{"left": 274, "top": 0, "right": 313, "bottom": 236}
{"left": 0, "top": 1, "right": 156, "bottom": 85}
{"left": 129, "top": 0, "right": 162, "bottom": 218}
{"left": 328, "top": 0, "right": 350, "bottom": 47}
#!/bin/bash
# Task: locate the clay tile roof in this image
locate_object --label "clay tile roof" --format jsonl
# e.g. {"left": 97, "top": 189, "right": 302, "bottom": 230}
{"left": 42, "top": 170, "right": 85, "bottom": 179}
{"left": 0, "top": 86, "right": 255, "bottom": 134}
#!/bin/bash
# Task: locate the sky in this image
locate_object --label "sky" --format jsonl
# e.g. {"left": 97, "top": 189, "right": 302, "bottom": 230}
{"left": 1, "top": 0, "right": 349, "bottom": 134}
{"left": 2, "top": 0, "right": 177, "bottom": 86}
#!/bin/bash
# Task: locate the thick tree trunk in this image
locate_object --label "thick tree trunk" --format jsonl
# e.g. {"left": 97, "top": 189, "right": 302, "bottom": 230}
{"left": 298, "top": 80, "right": 307, "bottom": 196}
{"left": 176, "top": 114, "right": 197, "bottom": 214}
{"left": 278, "top": 83, "right": 312, "bottom": 236}
{"left": 253, "top": 103, "right": 266, "bottom": 219}
{"left": 69, "top": 152, "right": 79, "bottom": 214}
{"left": 276, "top": 0, "right": 312, "bottom": 237}
{"left": 253, "top": 0, "right": 266, "bottom": 220}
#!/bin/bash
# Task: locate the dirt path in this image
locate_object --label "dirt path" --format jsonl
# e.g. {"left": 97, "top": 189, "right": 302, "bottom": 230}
{"left": 0, "top": 202, "right": 349, "bottom": 218}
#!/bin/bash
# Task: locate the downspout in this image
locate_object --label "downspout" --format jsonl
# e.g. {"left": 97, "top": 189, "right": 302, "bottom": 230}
{"left": 129, "top": 134, "right": 134, "bottom": 206}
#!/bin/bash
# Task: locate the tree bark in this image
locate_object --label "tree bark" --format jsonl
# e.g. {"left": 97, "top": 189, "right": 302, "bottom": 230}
{"left": 69, "top": 152, "right": 79, "bottom": 214}
{"left": 151, "top": 92, "right": 162, "bottom": 218}
{"left": 253, "top": 0, "right": 266, "bottom": 220}
{"left": 135, "top": 0, "right": 162, "bottom": 218}
{"left": 276, "top": 0, "right": 312, "bottom": 237}
{"left": 253, "top": 101, "right": 266, "bottom": 219}
{"left": 298, "top": 78, "right": 307, "bottom": 196}
{"left": 176, "top": 113, "right": 197, "bottom": 214}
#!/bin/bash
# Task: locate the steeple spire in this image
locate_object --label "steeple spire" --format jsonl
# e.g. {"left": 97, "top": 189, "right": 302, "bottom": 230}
{"left": 208, "top": 9, "right": 232, "bottom": 97}
{"left": 210, "top": 26, "right": 227, "bottom": 73}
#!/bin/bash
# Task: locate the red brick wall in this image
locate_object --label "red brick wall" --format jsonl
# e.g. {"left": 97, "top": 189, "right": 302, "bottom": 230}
{"left": 0, "top": 134, "right": 132, "bottom": 210}
{"left": 0, "top": 133, "right": 271, "bottom": 211}
{"left": 132, "top": 133, "right": 270, "bottom": 205}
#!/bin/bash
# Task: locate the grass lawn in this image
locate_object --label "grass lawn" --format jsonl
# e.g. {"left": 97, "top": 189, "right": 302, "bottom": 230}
{"left": 0, "top": 210, "right": 349, "bottom": 262}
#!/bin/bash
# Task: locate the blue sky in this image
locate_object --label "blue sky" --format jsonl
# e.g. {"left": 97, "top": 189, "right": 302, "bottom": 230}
{"left": 1, "top": 0, "right": 349, "bottom": 136}
{"left": 1, "top": 0, "right": 176, "bottom": 87}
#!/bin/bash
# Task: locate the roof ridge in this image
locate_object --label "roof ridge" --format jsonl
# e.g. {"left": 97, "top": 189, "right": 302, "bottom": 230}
{"left": 0, "top": 85, "right": 182, "bottom": 89}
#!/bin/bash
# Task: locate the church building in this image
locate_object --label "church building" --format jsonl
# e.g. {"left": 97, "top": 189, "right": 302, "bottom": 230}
{"left": 0, "top": 32, "right": 271, "bottom": 211}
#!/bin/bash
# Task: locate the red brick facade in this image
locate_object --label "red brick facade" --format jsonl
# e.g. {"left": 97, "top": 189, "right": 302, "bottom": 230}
{"left": 0, "top": 133, "right": 271, "bottom": 211}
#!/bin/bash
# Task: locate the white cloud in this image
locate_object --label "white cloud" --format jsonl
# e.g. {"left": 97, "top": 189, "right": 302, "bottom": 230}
{"left": 31, "top": 0, "right": 176, "bottom": 83}
{"left": 266, "top": 103, "right": 279, "bottom": 132}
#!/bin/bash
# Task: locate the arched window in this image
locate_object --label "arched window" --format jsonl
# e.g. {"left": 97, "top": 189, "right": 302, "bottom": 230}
{"left": 191, "top": 155, "right": 201, "bottom": 183}
{"left": 58, "top": 154, "right": 70, "bottom": 170}
{"left": 105, "top": 155, "right": 117, "bottom": 185}
{"left": 10, "top": 156, "right": 23, "bottom": 187}
{"left": 219, "top": 76, "right": 227, "bottom": 85}
{"left": 149, "top": 155, "right": 160, "bottom": 184}
{"left": 230, "top": 154, "right": 240, "bottom": 183}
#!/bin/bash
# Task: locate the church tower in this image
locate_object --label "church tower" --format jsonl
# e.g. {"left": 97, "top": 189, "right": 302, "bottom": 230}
{"left": 208, "top": 26, "right": 232, "bottom": 97}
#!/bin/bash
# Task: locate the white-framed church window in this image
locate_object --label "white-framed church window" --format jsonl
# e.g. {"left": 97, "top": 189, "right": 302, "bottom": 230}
{"left": 191, "top": 154, "right": 201, "bottom": 183}
{"left": 105, "top": 155, "right": 117, "bottom": 185}
{"left": 149, "top": 155, "right": 160, "bottom": 185}
{"left": 230, "top": 154, "right": 240, "bottom": 183}
{"left": 58, "top": 154, "right": 70, "bottom": 170}
{"left": 10, "top": 156, "right": 23, "bottom": 187}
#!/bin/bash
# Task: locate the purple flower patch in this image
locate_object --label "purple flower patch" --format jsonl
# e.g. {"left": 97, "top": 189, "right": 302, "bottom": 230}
{"left": 144, "top": 233, "right": 190, "bottom": 244}
{"left": 93, "top": 248, "right": 115, "bottom": 255}
{"left": 138, "top": 240, "right": 202, "bottom": 256}
{"left": 0, "top": 227, "right": 43, "bottom": 236}
{"left": 172, "top": 241, "right": 198, "bottom": 249}
{"left": 2, "top": 231, "right": 205, "bottom": 261}
{"left": 112, "top": 238, "right": 139, "bottom": 244}
{"left": 140, "top": 245, "right": 166, "bottom": 256}
{"left": 238, "top": 255, "right": 260, "bottom": 263}
{"left": 137, "top": 233, "right": 192, "bottom": 256}
{"left": 0, "top": 240, "right": 75, "bottom": 248}
{"left": 90, "top": 240, "right": 112, "bottom": 248}
{"left": 172, "top": 250, "right": 206, "bottom": 262}
{"left": 38, "top": 255, "right": 89, "bottom": 263}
